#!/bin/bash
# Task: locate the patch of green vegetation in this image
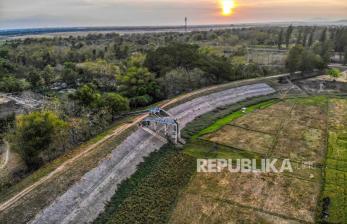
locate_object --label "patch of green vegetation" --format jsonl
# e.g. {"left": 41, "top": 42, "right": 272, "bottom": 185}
{"left": 326, "top": 159, "right": 347, "bottom": 172}
{"left": 318, "top": 98, "right": 347, "bottom": 224}
{"left": 288, "top": 96, "right": 328, "bottom": 108}
{"left": 94, "top": 145, "right": 195, "bottom": 224}
{"left": 328, "top": 68, "right": 341, "bottom": 78}
{"left": 192, "top": 99, "right": 278, "bottom": 139}
{"left": 320, "top": 184, "right": 346, "bottom": 223}
{"left": 327, "top": 131, "right": 347, "bottom": 161}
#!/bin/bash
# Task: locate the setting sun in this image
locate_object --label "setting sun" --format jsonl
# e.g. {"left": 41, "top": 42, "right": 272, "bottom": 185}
{"left": 221, "top": 0, "right": 236, "bottom": 16}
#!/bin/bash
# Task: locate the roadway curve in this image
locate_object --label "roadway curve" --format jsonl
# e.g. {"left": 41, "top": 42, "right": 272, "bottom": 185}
{"left": 30, "top": 83, "right": 276, "bottom": 224}
{"left": 0, "top": 75, "right": 285, "bottom": 216}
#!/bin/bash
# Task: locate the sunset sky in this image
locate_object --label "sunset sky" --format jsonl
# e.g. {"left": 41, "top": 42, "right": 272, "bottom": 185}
{"left": 1, "top": 0, "right": 347, "bottom": 29}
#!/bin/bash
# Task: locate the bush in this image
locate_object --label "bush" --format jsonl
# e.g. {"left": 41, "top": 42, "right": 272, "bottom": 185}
{"left": 69, "top": 84, "right": 101, "bottom": 108}
{"left": 328, "top": 68, "right": 341, "bottom": 78}
{"left": 100, "top": 93, "right": 130, "bottom": 116}
{"left": 0, "top": 76, "right": 29, "bottom": 93}
{"left": 129, "top": 95, "right": 153, "bottom": 108}
{"left": 13, "top": 111, "right": 68, "bottom": 169}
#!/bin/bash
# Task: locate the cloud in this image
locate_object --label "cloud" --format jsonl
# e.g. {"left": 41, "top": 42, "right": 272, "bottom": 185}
{"left": 0, "top": 0, "right": 346, "bottom": 28}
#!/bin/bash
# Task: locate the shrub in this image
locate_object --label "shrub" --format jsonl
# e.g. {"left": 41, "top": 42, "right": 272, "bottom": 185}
{"left": 13, "top": 111, "right": 68, "bottom": 169}
{"left": 328, "top": 68, "right": 341, "bottom": 78}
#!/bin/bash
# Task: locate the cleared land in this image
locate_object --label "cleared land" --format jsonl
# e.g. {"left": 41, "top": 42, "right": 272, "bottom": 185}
{"left": 171, "top": 96, "right": 347, "bottom": 223}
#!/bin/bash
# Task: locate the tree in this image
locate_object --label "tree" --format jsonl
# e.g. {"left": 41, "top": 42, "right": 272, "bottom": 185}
{"left": 0, "top": 47, "right": 9, "bottom": 59}
{"left": 14, "top": 111, "right": 68, "bottom": 169}
{"left": 69, "top": 84, "right": 101, "bottom": 107}
{"left": 0, "top": 58, "right": 14, "bottom": 75}
{"left": 41, "top": 65, "right": 55, "bottom": 85}
{"left": 314, "top": 41, "right": 333, "bottom": 67}
{"left": 0, "top": 76, "right": 29, "bottom": 92}
{"left": 286, "top": 45, "right": 304, "bottom": 73}
{"left": 308, "top": 30, "right": 315, "bottom": 47}
{"left": 159, "top": 68, "right": 207, "bottom": 98}
{"left": 285, "top": 25, "right": 294, "bottom": 48}
{"left": 117, "top": 66, "right": 161, "bottom": 107}
{"left": 278, "top": 29, "right": 284, "bottom": 49}
{"left": 296, "top": 29, "right": 303, "bottom": 45}
{"left": 302, "top": 29, "right": 309, "bottom": 47}
{"left": 113, "top": 44, "right": 129, "bottom": 59}
{"left": 27, "top": 70, "right": 43, "bottom": 88}
{"left": 286, "top": 45, "right": 324, "bottom": 73}
{"left": 100, "top": 93, "right": 129, "bottom": 116}
{"left": 320, "top": 28, "right": 328, "bottom": 43}
{"left": 300, "top": 49, "right": 323, "bottom": 72}
{"left": 62, "top": 62, "right": 78, "bottom": 86}
{"left": 144, "top": 43, "right": 200, "bottom": 76}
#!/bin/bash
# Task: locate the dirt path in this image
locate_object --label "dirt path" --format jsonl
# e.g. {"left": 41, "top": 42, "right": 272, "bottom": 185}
{"left": 0, "top": 74, "right": 285, "bottom": 214}
{"left": 0, "top": 141, "right": 10, "bottom": 170}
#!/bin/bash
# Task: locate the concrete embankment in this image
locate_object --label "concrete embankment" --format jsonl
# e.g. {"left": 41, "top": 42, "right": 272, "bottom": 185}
{"left": 31, "top": 83, "right": 275, "bottom": 224}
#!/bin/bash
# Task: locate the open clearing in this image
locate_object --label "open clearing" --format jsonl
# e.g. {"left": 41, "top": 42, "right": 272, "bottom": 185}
{"left": 172, "top": 96, "right": 347, "bottom": 223}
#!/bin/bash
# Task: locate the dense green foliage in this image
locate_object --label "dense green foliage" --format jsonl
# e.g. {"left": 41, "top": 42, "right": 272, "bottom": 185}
{"left": 69, "top": 84, "right": 101, "bottom": 107}
{"left": 286, "top": 45, "right": 325, "bottom": 73}
{"left": 145, "top": 43, "right": 201, "bottom": 76}
{"left": 328, "top": 68, "right": 341, "bottom": 78}
{"left": 94, "top": 145, "right": 195, "bottom": 224}
{"left": 100, "top": 93, "right": 130, "bottom": 116}
{"left": 12, "top": 111, "right": 68, "bottom": 169}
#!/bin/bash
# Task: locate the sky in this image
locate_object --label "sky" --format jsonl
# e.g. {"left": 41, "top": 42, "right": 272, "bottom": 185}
{"left": 1, "top": 0, "right": 347, "bottom": 29}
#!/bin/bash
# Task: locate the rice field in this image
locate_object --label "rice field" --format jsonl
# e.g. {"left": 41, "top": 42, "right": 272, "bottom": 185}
{"left": 171, "top": 96, "right": 347, "bottom": 223}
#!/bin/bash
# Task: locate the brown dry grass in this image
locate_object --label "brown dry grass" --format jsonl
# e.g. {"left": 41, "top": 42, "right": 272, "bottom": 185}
{"left": 171, "top": 171, "right": 319, "bottom": 223}
{"left": 172, "top": 99, "right": 328, "bottom": 224}
{"left": 329, "top": 99, "right": 347, "bottom": 130}
{"left": 203, "top": 125, "right": 274, "bottom": 155}
{"left": 232, "top": 112, "right": 283, "bottom": 135}
{"left": 170, "top": 193, "right": 301, "bottom": 224}
{"left": 273, "top": 127, "right": 325, "bottom": 164}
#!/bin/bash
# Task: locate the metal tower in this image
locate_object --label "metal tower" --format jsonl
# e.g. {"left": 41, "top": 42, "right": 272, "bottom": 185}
{"left": 139, "top": 107, "right": 181, "bottom": 144}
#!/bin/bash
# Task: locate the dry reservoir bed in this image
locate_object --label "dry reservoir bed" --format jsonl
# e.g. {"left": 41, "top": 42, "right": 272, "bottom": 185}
{"left": 172, "top": 97, "right": 347, "bottom": 223}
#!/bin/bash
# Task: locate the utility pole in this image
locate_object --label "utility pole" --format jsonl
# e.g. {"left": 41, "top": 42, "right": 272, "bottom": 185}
{"left": 185, "top": 17, "right": 188, "bottom": 32}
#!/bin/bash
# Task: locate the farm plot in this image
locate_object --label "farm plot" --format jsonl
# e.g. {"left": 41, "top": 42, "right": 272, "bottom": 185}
{"left": 202, "top": 98, "right": 327, "bottom": 165}
{"left": 170, "top": 191, "right": 302, "bottom": 224}
{"left": 175, "top": 97, "right": 330, "bottom": 223}
{"left": 203, "top": 125, "right": 274, "bottom": 155}
{"left": 170, "top": 171, "right": 320, "bottom": 223}
{"left": 320, "top": 98, "right": 347, "bottom": 223}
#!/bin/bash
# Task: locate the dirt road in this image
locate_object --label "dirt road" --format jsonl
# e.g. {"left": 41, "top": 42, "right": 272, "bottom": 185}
{"left": 0, "top": 141, "right": 10, "bottom": 170}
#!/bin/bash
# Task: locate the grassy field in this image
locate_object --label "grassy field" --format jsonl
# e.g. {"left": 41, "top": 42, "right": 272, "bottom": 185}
{"left": 320, "top": 98, "right": 347, "bottom": 223}
{"left": 169, "top": 96, "right": 347, "bottom": 224}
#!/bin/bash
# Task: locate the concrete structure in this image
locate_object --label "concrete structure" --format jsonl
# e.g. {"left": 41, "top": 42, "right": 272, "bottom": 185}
{"left": 31, "top": 83, "right": 276, "bottom": 224}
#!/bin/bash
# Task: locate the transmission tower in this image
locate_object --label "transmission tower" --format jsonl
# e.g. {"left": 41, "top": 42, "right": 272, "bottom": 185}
{"left": 185, "top": 17, "right": 188, "bottom": 32}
